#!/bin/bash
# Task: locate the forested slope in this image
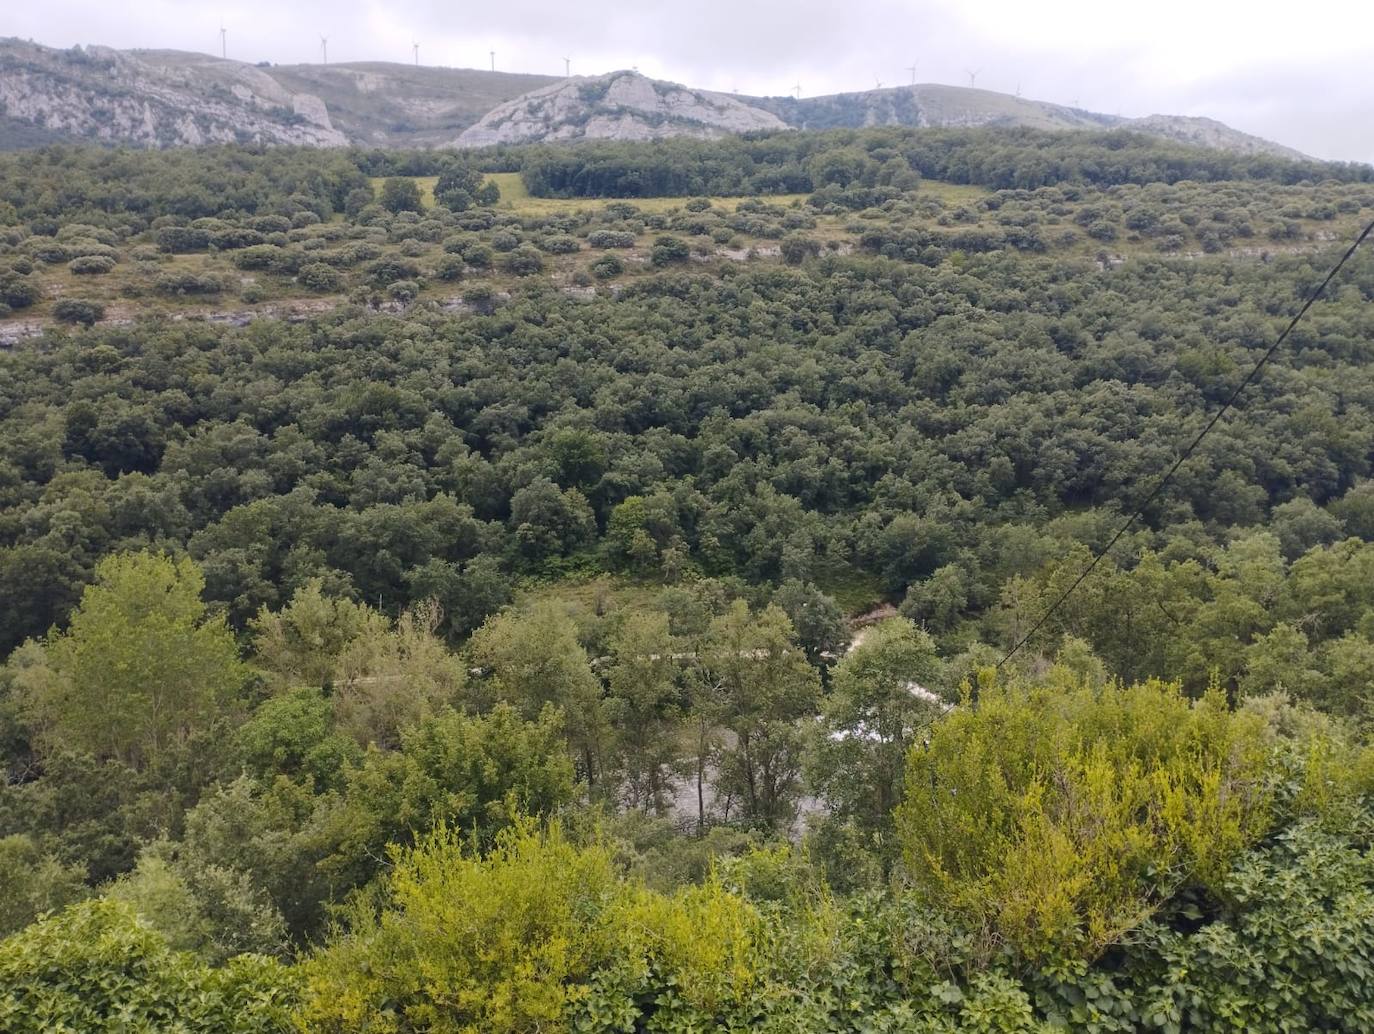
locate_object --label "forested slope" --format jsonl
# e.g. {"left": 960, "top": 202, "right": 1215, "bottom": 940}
{"left": 3, "top": 128, "right": 1374, "bottom": 1033}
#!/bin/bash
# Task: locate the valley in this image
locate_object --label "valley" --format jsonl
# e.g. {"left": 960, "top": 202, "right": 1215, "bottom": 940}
{"left": 3, "top": 119, "right": 1374, "bottom": 1033}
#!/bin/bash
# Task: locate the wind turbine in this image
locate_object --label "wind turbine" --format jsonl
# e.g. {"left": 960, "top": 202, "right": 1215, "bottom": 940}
{"left": 906, "top": 64, "right": 917, "bottom": 85}
{"left": 965, "top": 68, "right": 980, "bottom": 88}
{"left": 793, "top": 81, "right": 802, "bottom": 99}
{"left": 320, "top": 36, "right": 328, "bottom": 65}
{"left": 490, "top": 49, "right": 496, "bottom": 72}
{"left": 564, "top": 56, "right": 571, "bottom": 76}
{"left": 413, "top": 42, "right": 419, "bottom": 66}
{"left": 219, "top": 23, "right": 227, "bottom": 59}
{"left": 874, "top": 76, "right": 883, "bottom": 89}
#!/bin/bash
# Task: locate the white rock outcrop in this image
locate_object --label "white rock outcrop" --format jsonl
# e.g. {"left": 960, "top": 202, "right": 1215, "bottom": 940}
{"left": 0, "top": 40, "right": 348, "bottom": 147}
{"left": 457, "top": 71, "right": 786, "bottom": 147}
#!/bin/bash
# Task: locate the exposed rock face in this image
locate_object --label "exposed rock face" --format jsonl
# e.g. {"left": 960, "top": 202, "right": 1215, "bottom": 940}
{"left": 0, "top": 40, "right": 347, "bottom": 147}
{"left": 1117, "top": 114, "right": 1307, "bottom": 161}
{"left": 752, "top": 85, "right": 1309, "bottom": 161}
{"left": 457, "top": 71, "right": 787, "bottom": 147}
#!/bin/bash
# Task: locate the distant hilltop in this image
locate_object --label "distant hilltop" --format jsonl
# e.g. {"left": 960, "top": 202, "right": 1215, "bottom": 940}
{"left": 0, "top": 37, "right": 1309, "bottom": 160}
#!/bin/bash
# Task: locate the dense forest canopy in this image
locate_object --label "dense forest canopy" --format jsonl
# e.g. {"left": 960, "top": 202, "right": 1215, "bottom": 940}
{"left": 3, "top": 127, "right": 1374, "bottom": 1032}
{"left": 513, "top": 126, "right": 1374, "bottom": 198}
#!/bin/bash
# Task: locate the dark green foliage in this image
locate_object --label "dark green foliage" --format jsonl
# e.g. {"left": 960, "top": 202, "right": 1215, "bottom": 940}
{"left": 296, "top": 261, "right": 342, "bottom": 292}
{"left": 156, "top": 226, "right": 212, "bottom": 252}
{"left": 433, "top": 164, "right": 499, "bottom": 212}
{"left": 518, "top": 126, "right": 1371, "bottom": 200}
{"left": 0, "top": 271, "right": 39, "bottom": 307}
{"left": 66, "top": 253, "right": 115, "bottom": 274}
{"left": 154, "top": 270, "right": 226, "bottom": 295}
{"left": 650, "top": 234, "right": 690, "bottom": 265}
{"left": 432, "top": 254, "right": 465, "bottom": 281}
{"left": 51, "top": 298, "right": 104, "bottom": 325}
{"left": 502, "top": 244, "right": 545, "bottom": 275}
{"left": 539, "top": 233, "right": 581, "bottom": 254}
{"left": 780, "top": 233, "right": 821, "bottom": 264}
{"left": 210, "top": 227, "right": 267, "bottom": 251}
{"left": 590, "top": 253, "right": 623, "bottom": 278}
{"left": 378, "top": 177, "right": 423, "bottom": 214}
{"left": 363, "top": 255, "right": 421, "bottom": 285}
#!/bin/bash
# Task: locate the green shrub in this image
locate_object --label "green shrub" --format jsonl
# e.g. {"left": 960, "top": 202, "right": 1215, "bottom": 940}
{"left": 591, "top": 254, "right": 624, "bottom": 279}
{"left": 155, "top": 226, "right": 211, "bottom": 253}
{"left": 155, "top": 272, "right": 226, "bottom": 295}
{"left": 52, "top": 298, "right": 105, "bottom": 325}
{"left": 587, "top": 229, "right": 636, "bottom": 248}
{"left": 539, "top": 234, "right": 581, "bottom": 254}
{"left": 0, "top": 273, "right": 41, "bottom": 308}
{"left": 233, "top": 245, "right": 301, "bottom": 273}
{"left": 650, "top": 234, "right": 690, "bottom": 266}
{"left": 896, "top": 677, "right": 1275, "bottom": 963}
{"left": 780, "top": 234, "right": 821, "bottom": 265}
{"left": 379, "top": 178, "right": 424, "bottom": 214}
{"left": 0, "top": 834, "right": 88, "bottom": 936}
{"left": 297, "top": 262, "right": 343, "bottom": 292}
{"left": 462, "top": 243, "right": 494, "bottom": 268}
{"left": 0, "top": 899, "right": 297, "bottom": 1033}
{"left": 299, "top": 821, "right": 763, "bottom": 1034}
{"left": 299, "top": 822, "right": 627, "bottom": 1032}
{"left": 503, "top": 246, "right": 545, "bottom": 276}
{"left": 433, "top": 254, "right": 465, "bottom": 282}
{"left": 364, "top": 256, "right": 421, "bottom": 286}
{"left": 210, "top": 228, "right": 267, "bottom": 251}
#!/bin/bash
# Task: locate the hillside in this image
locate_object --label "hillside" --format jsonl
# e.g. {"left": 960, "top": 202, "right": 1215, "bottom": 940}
{"left": 232, "top": 61, "right": 559, "bottom": 147}
{"left": 754, "top": 83, "right": 1309, "bottom": 159}
{"left": 456, "top": 70, "right": 787, "bottom": 146}
{"left": 0, "top": 38, "right": 557, "bottom": 148}
{"left": 4, "top": 109, "right": 1374, "bottom": 1032}
{"left": 0, "top": 37, "right": 1310, "bottom": 160}
{"left": 0, "top": 40, "right": 348, "bottom": 147}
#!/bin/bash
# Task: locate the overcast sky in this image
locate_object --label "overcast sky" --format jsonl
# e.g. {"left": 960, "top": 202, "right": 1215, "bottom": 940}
{"left": 9, "top": 0, "right": 1373, "bottom": 163}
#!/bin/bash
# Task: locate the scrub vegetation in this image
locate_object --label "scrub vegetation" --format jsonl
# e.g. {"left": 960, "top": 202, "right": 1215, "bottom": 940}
{"left": 3, "top": 126, "right": 1374, "bottom": 1032}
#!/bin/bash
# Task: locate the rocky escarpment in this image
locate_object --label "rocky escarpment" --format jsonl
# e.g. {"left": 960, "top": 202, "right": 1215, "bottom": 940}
{"left": 0, "top": 40, "right": 347, "bottom": 147}
{"left": 0, "top": 37, "right": 1313, "bottom": 162}
{"left": 753, "top": 84, "right": 1308, "bottom": 161}
{"left": 457, "top": 71, "right": 787, "bottom": 147}
{"left": 1117, "top": 114, "right": 1307, "bottom": 160}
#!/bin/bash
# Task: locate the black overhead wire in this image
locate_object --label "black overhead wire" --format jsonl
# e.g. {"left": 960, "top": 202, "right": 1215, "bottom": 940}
{"left": 996, "top": 216, "right": 1374, "bottom": 671}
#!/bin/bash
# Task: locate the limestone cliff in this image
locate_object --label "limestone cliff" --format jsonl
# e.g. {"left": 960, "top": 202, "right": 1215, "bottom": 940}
{"left": 457, "top": 72, "right": 787, "bottom": 147}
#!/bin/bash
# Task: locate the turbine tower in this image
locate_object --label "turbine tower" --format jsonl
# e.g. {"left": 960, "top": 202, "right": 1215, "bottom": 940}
{"left": 793, "top": 81, "right": 802, "bottom": 99}
{"left": 906, "top": 64, "right": 916, "bottom": 85}
{"left": 874, "top": 76, "right": 883, "bottom": 89}
{"left": 413, "top": 42, "right": 419, "bottom": 66}
{"left": 490, "top": 50, "right": 495, "bottom": 72}
{"left": 564, "top": 56, "right": 571, "bottom": 77}
{"left": 320, "top": 36, "right": 328, "bottom": 65}
{"left": 965, "top": 68, "right": 980, "bottom": 88}
{"left": 219, "top": 24, "right": 227, "bottom": 59}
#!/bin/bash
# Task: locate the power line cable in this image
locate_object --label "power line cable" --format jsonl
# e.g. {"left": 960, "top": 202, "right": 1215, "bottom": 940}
{"left": 997, "top": 217, "right": 1374, "bottom": 670}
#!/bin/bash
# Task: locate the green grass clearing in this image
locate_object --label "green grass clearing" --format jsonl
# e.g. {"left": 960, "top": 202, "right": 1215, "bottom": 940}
{"left": 370, "top": 171, "right": 986, "bottom": 219}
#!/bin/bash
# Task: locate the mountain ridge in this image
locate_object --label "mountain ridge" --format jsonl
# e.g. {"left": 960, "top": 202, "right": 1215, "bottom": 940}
{"left": 0, "top": 37, "right": 1311, "bottom": 161}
